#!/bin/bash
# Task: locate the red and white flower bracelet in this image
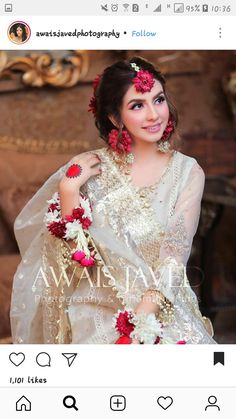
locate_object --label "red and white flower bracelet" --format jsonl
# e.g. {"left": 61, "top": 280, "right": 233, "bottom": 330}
{"left": 44, "top": 192, "right": 95, "bottom": 267}
{"left": 113, "top": 309, "right": 186, "bottom": 345}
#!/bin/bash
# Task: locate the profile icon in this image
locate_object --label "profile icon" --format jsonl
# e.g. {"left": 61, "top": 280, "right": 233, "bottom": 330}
{"left": 205, "top": 395, "right": 220, "bottom": 411}
{"left": 8, "top": 21, "right": 31, "bottom": 44}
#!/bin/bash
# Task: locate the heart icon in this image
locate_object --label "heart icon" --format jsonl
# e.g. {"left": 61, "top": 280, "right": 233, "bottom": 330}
{"left": 9, "top": 352, "right": 25, "bottom": 366}
{"left": 157, "top": 396, "right": 173, "bottom": 410}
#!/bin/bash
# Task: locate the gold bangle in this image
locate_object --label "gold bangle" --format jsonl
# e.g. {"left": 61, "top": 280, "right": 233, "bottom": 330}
{"left": 145, "top": 288, "right": 174, "bottom": 324}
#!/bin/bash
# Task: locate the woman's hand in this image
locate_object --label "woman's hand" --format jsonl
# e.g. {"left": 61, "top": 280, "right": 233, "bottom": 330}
{"left": 134, "top": 289, "right": 160, "bottom": 316}
{"left": 59, "top": 152, "right": 101, "bottom": 218}
{"left": 60, "top": 152, "right": 101, "bottom": 192}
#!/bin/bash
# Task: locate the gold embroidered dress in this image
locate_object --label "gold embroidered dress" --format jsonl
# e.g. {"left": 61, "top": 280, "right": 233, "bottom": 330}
{"left": 10, "top": 147, "right": 215, "bottom": 344}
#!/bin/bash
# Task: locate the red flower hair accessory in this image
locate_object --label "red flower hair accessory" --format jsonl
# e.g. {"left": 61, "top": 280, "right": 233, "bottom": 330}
{"left": 130, "top": 63, "right": 155, "bottom": 93}
{"left": 88, "top": 74, "right": 101, "bottom": 115}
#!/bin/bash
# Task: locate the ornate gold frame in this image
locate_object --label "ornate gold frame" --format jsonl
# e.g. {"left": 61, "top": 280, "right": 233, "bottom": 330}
{"left": 0, "top": 50, "right": 89, "bottom": 88}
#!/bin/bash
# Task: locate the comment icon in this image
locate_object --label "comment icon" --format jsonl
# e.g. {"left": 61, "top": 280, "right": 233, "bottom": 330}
{"left": 36, "top": 352, "right": 51, "bottom": 367}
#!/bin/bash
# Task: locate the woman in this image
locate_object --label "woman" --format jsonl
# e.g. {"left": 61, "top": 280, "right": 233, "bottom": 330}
{"left": 10, "top": 23, "right": 27, "bottom": 44}
{"left": 11, "top": 57, "right": 215, "bottom": 344}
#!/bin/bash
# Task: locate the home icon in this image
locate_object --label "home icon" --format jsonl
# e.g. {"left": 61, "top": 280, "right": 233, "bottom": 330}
{"left": 16, "top": 396, "right": 31, "bottom": 411}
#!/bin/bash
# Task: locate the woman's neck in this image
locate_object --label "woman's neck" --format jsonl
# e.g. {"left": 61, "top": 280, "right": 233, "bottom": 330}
{"left": 131, "top": 142, "right": 164, "bottom": 163}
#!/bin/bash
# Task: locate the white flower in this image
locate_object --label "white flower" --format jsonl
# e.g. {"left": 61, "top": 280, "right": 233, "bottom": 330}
{"left": 46, "top": 192, "right": 60, "bottom": 205}
{"left": 130, "top": 312, "right": 163, "bottom": 344}
{"left": 80, "top": 196, "right": 93, "bottom": 220}
{"left": 44, "top": 210, "right": 60, "bottom": 224}
{"left": 64, "top": 220, "right": 83, "bottom": 240}
{"left": 160, "top": 336, "right": 176, "bottom": 344}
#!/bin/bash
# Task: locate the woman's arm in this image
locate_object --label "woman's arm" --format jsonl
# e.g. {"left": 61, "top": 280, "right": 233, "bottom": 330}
{"left": 59, "top": 152, "right": 101, "bottom": 217}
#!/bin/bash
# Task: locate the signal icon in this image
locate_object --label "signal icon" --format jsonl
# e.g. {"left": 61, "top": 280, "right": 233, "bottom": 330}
{"left": 154, "top": 4, "right": 162, "bottom": 12}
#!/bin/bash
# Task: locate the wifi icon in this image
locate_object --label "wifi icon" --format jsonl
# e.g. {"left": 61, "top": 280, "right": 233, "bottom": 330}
{"left": 123, "top": 3, "right": 129, "bottom": 11}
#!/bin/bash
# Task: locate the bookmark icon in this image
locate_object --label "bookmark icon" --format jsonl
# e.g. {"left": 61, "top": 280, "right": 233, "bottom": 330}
{"left": 213, "top": 352, "right": 225, "bottom": 366}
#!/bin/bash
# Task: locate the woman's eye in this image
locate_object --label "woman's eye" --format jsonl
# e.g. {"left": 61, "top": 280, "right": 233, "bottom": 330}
{"left": 130, "top": 95, "right": 165, "bottom": 110}
{"left": 131, "top": 103, "right": 143, "bottom": 110}
{"left": 155, "top": 95, "right": 165, "bottom": 104}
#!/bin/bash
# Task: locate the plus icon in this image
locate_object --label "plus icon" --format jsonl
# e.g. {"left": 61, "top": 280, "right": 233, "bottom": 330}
{"left": 110, "top": 395, "right": 126, "bottom": 411}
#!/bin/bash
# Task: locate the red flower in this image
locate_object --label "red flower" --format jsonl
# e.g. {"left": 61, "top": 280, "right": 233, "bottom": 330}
{"left": 47, "top": 220, "right": 66, "bottom": 238}
{"left": 88, "top": 95, "right": 97, "bottom": 115}
{"left": 115, "top": 311, "right": 134, "bottom": 337}
{"left": 177, "top": 340, "right": 186, "bottom": 344}
{"left": 132, "top": 70, "right": 155, "bottom": 93}
{"left": 72, "top": 207, "right": 85, "bottom": 220}
{"left": 115, "top": 336, "right": 131, "bottom": 344}
{"left": 80, "top": 256, "right": 95, "bottom": 267}
{"left": 48, "top": 203, "right": 59, "bottom": 212}
{"left": 88, "top": 74, "right": 101, "bottom": 115}
{"left": 92, "top": 74, "right": 101, "bottom": 91}
{"left": 108, "top": 129, "right": 132, "bottom": 154}
{"left": 161, "top": 119, "right": 174, "bottom": 141}
{"left": 108, "top": 129, "right": 119, "bottom": 151}
{"left": 154, "top": 336, "right": 161, "bottom": 344}
{"left": 81, "top": 217, "right": 92, "bottom": 230}
{"left": 64, "top": 214, "right": 74, "bottom": 223}
{"left": 72, "top": 250, "right": 86, "bottom": 261}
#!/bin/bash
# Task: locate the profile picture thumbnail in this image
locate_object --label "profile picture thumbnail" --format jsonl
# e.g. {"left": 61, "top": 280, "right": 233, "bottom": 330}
{"left": 8, "top": 21, "right": 31, "bottom": 45}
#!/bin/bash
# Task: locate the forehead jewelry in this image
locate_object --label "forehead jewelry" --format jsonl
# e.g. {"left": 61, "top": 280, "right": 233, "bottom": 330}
{"left": 130, "top": 62, "right": 155, "bottom": 93}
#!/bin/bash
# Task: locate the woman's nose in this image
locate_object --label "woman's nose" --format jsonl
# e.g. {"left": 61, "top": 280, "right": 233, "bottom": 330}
{"left": 146, "top": 104, "right": 158, "bottom": 120}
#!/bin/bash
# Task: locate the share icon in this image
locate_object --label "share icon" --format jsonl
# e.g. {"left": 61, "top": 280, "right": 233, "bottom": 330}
{"left": 62, "top": 353, "right": 77, "bottom": 367}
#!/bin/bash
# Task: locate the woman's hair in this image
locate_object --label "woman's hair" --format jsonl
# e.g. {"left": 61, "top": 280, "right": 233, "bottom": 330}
{"left": 94, "top": 56, "right": 179, "bottom": 148}
{"left": 10, "top": 23, "right": 27, "bottom": 42}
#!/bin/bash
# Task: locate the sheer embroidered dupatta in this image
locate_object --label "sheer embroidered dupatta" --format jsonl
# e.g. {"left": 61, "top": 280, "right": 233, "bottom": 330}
{"left": 10, "top": 161, "right": 77, "bottom": 343}
{"left": 11, "top": 147, "right": 216, "bottom": 344}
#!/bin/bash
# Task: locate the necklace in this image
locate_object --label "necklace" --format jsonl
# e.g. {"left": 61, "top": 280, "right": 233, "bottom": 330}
{"left": 110, "top": 148, "right": 176, "bottom": 204}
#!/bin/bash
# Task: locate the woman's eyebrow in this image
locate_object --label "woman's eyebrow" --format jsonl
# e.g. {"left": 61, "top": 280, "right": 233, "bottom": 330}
{"left": 127, "top": 90, "right": 164, "bottom": 105}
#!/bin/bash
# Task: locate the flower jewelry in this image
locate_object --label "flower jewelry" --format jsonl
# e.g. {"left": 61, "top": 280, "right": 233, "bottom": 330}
{"left": 130, "top": 312, "right": 163, "bottom": 344}
{"left": 113, "top": 309, "right": 162, "bottom": 344}
{"left": 66, "top": 164, "right": 82, "bottom": 178}
{"left": 88, "top": 74, "right": 101, "bottom": 115}
{"left": 44, "top": 192, "right": 95, "bottom": 267}
{"left": 157, "top": 119, "right": 175, "bottom": 153}
{"left": 114, "top": 310, "right": 135, "bottom": 337}
{"left": 130, "top": 62, "right": 155, "bottom": 93}
{"left": 161, "top": 119, "right": 174, "bottom": 142}
{"left": 108, "top": 129, "right": 132, "bottom": 154}
{"left": 113, "top": 309, "right": 186, "bottom": 344}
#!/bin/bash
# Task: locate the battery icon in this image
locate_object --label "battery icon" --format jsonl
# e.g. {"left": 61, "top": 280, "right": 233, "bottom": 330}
{"left": 202, "top": 4, "right": 208, "bottom": 12}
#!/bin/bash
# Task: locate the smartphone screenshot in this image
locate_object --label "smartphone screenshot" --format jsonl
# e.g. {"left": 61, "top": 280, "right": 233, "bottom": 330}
{"left": 0, "top": 1, "right": 235, "bottom": 417}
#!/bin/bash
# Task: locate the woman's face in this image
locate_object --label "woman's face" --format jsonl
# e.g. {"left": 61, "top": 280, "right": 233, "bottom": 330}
{"left": 120, "top": 79, "right": 170, "bottom": 145}
{"left": 16, "top": 27, "right": 23, "bottom": 37}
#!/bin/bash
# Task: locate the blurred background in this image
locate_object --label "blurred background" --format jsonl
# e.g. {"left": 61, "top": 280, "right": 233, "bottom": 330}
{"left": 0, "top": 50, "right": 235, "bottom": 343}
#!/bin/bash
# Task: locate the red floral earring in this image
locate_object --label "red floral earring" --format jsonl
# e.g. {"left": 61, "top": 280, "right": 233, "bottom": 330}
{"left": 108, "top": 128, "right": 132, "bottom": 154}
{"left": 157, "top": 119, "right": 175, "bottom": 153}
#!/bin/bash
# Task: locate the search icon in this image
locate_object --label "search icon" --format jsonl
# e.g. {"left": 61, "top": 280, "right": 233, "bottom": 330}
{"left": 63, "top": 395, "right": 78, "bottom": 411}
